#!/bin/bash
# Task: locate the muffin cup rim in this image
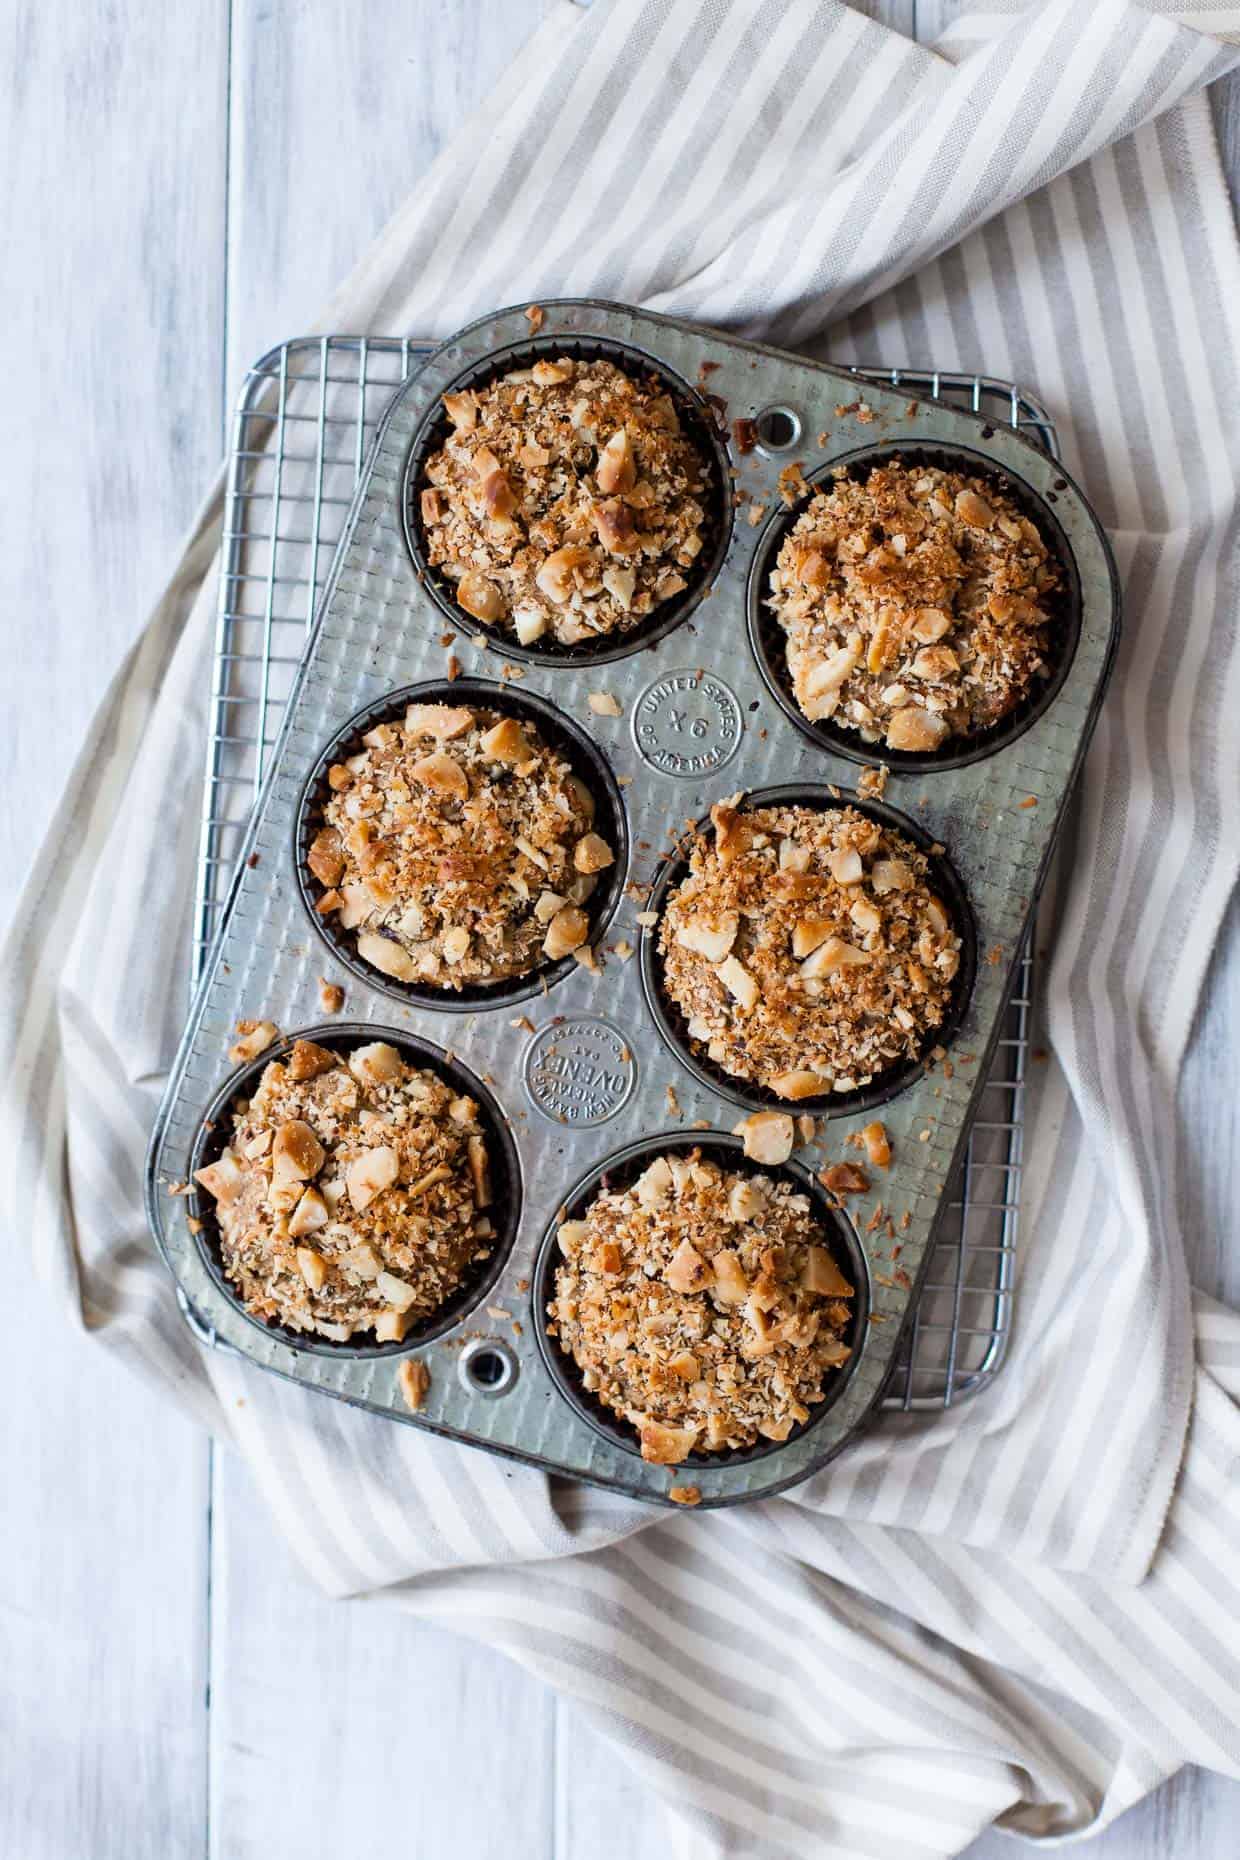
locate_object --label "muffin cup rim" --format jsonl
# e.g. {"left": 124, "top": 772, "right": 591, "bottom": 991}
{"left": 187, "top": 1021, "right": 523, "bottom": 1360}
{"left": 401, "top": 331, "right": 735, "bottom": 667}
{"left": 639, "top": 782, "right": 978, "bottom": 1119}
{"left": 532, "top": 1129, "right": 872, "bottom": 1468}
{"left": 745, "top": 436, "right": 1084, "bottom": 775}
{"left": 293, "top": 677, "right": 631, "bottom": 1014}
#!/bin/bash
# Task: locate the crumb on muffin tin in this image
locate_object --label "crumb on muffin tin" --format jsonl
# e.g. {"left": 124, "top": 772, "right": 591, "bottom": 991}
{"left": 306, "top": 701, "right": 613, "bottom": 988}
{"left": 548, "top": 1147, "right": 855, "bottom": 1461}
{"left": 658, "top": 799, "right": 961, "bottom": 1099}
{"left": 418, "top": 356, "right": 712, "bottom": 648}
{"left": 193, "top": 1038, "right": 495, "bottom": 1343}
{"left": 766, "top": 460, "right": 1060, "bottom": 751}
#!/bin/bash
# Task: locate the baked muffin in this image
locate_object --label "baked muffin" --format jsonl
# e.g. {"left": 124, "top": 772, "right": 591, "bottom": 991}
{"left": 306, "top": 701, "right": 613, "bottom": 987}
{"left": 418, "top": 357, "right": 712, "bottom": 647}
{"left": 658, "top": 799, "right": 961, "bottom": 1098}
{"left": 766, "top": 460, "right": 1059, "bottom": 751}
{"left": 548, "top": 1148, "right": 855, "bottom": 1460}
{"left": 193, "top": 1039, "right": 495, "bottom": 1343}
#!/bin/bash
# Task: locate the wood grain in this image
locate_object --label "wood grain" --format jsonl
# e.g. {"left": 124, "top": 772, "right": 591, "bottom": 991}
{"left": 0, "top": 0, "right": 230, "bottom": 933}
{"left": 207, "top": 1452, "right": 556, "bottom": 1860}
{"left": 223, "top": 0, "right": 565, "bottom": 399}
{"left": 209, "top": 9, "right": 567, "bottom": 1856}
{"left": 0, "top": 5, "right": 225, "bottom": 1859}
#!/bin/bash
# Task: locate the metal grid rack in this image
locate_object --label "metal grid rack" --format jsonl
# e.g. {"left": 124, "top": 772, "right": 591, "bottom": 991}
{"left": 197, "top": 336, "right": 1051, "bottom": 1412}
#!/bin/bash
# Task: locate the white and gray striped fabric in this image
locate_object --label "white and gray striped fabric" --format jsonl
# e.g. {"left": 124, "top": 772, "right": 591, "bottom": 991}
{"left": 6, "top": 2, "right": 1240, "bottom": 1851}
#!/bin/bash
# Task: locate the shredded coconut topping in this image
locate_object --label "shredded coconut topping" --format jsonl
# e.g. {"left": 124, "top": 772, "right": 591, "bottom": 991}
{"left": 766, "top": 461, "right": 1060, "bottom": 751}
{"left": 307, "top": 704, "right": 610, "bottom": 988}
{"left": 418, "top": 357, "right": 712, "bottom": 647}
{"left": 548, "top": 1148, "right": 855, "bottom": 1459}
{"left": 658, "top": 800, "right": 962, "bottom": 1098}
{"left": 193, "top": 1040, "right": 495, "bottom": 1343}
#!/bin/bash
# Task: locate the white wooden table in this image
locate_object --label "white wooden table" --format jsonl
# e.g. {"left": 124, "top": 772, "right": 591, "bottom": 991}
{"left": 3, "top": 4, "right": 1238, "bottom": 1855}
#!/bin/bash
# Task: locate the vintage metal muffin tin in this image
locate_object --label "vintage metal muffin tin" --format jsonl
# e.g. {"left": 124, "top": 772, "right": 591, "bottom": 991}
{"left": 145, "top": 299, "right": 1120, "bottom": 1507}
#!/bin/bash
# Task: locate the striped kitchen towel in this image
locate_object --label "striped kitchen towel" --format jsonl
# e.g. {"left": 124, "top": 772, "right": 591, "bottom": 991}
{"left": 6, "top": 1, "right": 1240, "bottom": 1852}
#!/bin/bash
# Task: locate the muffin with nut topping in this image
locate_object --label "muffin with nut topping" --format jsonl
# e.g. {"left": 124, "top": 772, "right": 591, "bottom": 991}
{"left": 306, "top": 701, "right": 613, "bottom": 987}
{"left": 766, "top": 460, "right": 1060, "bottom": 751}
{"left": 658, "top": 799, "right": 961, "bottom": 1099}
{"left": 548, "top": 1148, "right": 855, "bottom": 1461}
{"left": 194, "top": 1039, "right": 495, "bottom": 1343}
{"left": 418, "top": 357, "right": 712, "bottom": 647}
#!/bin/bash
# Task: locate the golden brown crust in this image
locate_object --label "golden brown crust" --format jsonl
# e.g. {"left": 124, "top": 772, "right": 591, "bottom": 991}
{"left": 193, "top": 1042, "right": 494, "bottom": 1342}
{"left": 548, "top": 1149, "right": 855, "bottom": 1459}
{"left": 311, "top": 704, "right": 607, "bottom": 989}
{"left": 766, "top": 462, "right": 1058, "bottom": 749}
{"left": 419, "top": 358, "right": 711, "bottom": 647}
{"left": 658, "top": 801, "right": 960, "bottom": 1097}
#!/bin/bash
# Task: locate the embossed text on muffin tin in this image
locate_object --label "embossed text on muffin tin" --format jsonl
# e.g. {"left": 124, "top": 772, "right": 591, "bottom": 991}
{"left": 631, "top": 667, "right": 743, "bottom": 778}
{"left": 522, "top": 1016, "right": 638, "bottom": 1125}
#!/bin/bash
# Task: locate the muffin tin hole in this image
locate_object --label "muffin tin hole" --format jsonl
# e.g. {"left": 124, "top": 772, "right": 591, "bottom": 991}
{"left": 640, "top": 784, "right": 977, "bottom": 1118}
{"left": 294, "top": 678, "right": 629, "bottom": 1013}
{"left": 532, "top": 1131, "right": 870, "bottom": 1468}
{"left": 458, "top": 1338, "right": 519, "bottom": 1397}
{"left": 401, "top": 332, "right": 734, "bottom": 667}
{"left": 188, "top": 1023, "right": 523, "bottom": 1360}
{"left": 753, "top": 405, "right": 802, "bottom": 452}
{"left": 747, "top": 439, "right": 1083, "bottom": 774}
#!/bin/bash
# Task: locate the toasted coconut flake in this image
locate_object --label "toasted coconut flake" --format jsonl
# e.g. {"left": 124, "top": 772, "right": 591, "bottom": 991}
{"left": 398, "top": 1358, "right": 431, "bottom": 1410}
{"left": 861, "top": 1121, "right": 892, "bottom": 1168}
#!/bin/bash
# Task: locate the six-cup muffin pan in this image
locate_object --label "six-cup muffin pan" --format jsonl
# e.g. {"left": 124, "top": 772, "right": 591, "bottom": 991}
{"left": 144, "top": 299, "right": 1121, "bottom": 1508}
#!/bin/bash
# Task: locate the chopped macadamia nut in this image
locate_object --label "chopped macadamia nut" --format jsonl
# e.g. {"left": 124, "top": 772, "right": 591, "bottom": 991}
{"left": 766, "top": 461, "right": 1059, "bottom": 748}
{"left": 543, "top": 904, "right": 589, "bottom": 960}
{"left": 194, "top": 1149, "right": 244, "bottom": 1204}
{"left": 419, "top": 357, "right": 712, "bottom": 646}
{"left": 228, "top": 1020, "right": 279, "bottom": 1065}
{"left": 659, "top": 802, "right": 960, "bottom": 1097}
{"left": 287, "top": 1039, "right": 337, "bottom": 1083}
{"left": 272, "top": 1119, "right": 325, "bottom": 1186}
{"left": 547, "top": 1149, "right": 855, "bottom": 1457}
{"left": 308, "top": 704, "right": 607, "bottom": 989}
{"left": 737, "top": 1111, "right": 795, "bottom": 1165}
{"left": 192, "top": 1042, "right": 494, "bottom": 1343}
{"left": 588, "top": 691, "right": 623, "bottom": 717}
{"left": 573, "top": 832, "right": 614, "bottom": 875}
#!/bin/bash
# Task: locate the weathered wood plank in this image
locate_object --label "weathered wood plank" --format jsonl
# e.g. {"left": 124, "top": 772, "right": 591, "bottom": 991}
{"left": 223, "top": 0, "right": 567, "bottom": 399}
{"left": 0, "top": 3, "right": 226, "bottom": 1858}
{"left": 207, "top": 1450, "right": 556, "bottom": 1860}
{"left": 208, "top": 11, "right": 563, "bottom": 1859}
{"left": 0, "top": 0, "right": 230, "bottom": 926}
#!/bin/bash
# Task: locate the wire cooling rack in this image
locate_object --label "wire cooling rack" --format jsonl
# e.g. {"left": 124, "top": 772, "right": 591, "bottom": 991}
{"left": 197, "top": 336, "right": 1054, "bottom": 1411}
